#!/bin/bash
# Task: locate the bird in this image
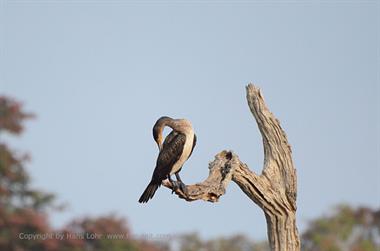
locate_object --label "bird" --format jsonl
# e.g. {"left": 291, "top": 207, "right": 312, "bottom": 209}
{"left": 138, "top": 116, "right": 197, "bottom": 203}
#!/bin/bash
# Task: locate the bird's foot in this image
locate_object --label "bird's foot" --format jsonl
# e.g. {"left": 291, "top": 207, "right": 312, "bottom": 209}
{"left": 178, "top": 181, "right": 188, "bottom": 195}
{"left": 170, "top": 180, "right": 179, "bottom": 194}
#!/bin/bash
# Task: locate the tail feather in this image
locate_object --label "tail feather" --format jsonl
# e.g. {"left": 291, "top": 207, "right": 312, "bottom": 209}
{"left": 138, "top": 181, "right": 160, "bottom": 203}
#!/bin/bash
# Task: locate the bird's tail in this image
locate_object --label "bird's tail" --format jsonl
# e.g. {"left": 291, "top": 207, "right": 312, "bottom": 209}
{"left": 138, "top": 180, "right": 160, "bottom": 203}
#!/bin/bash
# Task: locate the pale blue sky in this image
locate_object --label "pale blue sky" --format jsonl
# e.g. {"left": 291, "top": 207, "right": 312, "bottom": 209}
{"left": 1, "top": 0, "right": 379, "bottom": 241}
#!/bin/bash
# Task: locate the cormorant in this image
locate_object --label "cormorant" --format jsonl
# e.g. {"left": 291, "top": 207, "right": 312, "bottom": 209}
{"left": 138, "top": 116, "right": 196, "bottom": 203}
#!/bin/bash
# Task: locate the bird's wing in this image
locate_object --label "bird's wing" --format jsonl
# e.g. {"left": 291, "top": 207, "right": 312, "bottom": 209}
{"left": 188, "top": 134, "right": 197, "bottom": 159}
{"left": 152, "top": 131, "right": 186, "bottom": 182}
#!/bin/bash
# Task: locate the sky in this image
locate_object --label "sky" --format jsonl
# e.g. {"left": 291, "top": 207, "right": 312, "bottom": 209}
{"left": 1, "top": 0, "right": 379, "bottom": 241}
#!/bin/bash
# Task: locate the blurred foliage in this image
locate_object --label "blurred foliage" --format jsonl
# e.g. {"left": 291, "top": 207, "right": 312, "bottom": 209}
{"left": 0, "top": 96, "right": 166, "bottom": 251}
{"left": 302, "top": 205, "right": 380, "bottom": 251}
{"left": 0, "top": 96, "right": 34, "bottom": 135}
{"left": 0, "top": 95, "right": 379, "bottom": 251}
{"left": 0, "top": 96, "right": 56, "bottom": 251}
{"left": 0, "top": 97, "right": 54, "bottom": 212}
{"left": 178, "top": 233, "right": 269, "bottom": 251}
{"left": 58, "top": 215, "right": 167, "bottom": 251}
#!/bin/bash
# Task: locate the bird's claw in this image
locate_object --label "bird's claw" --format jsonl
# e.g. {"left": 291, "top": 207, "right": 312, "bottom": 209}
{"left": 170, "top": 180, "right": 188, "bottom": 195}
{"left": 178, "top": 181, "right": 188, "bottom": 195}
{"left": 170, "top": 180, "right": 179, "bottom": 194}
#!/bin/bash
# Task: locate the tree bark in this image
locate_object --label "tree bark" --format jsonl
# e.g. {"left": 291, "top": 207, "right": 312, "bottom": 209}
{"left": 162, "top": 84, "right": 300, "bottom": 251}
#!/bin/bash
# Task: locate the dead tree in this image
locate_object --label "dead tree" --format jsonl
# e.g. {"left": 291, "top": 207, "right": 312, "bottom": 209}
{"left": 163, "top": 83, "right": 300, "bottom": 251}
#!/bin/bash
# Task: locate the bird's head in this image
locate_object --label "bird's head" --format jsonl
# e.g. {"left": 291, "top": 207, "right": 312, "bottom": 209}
{"left": 152, "top": 116, "right": 172, "bottom": 151}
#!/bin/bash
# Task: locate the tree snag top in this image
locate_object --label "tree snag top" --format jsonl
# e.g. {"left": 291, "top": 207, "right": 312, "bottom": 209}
{"left": 162, "top": 83, "right": 300, "bottom": 251}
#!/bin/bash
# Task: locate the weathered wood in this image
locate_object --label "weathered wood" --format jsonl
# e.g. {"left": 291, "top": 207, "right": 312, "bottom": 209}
{"left": 162, "top": 150, "right": 235, "bottom": 202}
{"left": 162, "top": 83, "right": 300, "bottom": 251}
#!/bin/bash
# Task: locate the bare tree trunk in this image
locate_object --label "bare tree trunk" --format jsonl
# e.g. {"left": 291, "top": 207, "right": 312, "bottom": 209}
{"left": 162, "top": 84, "right": 300, "bottom": 251}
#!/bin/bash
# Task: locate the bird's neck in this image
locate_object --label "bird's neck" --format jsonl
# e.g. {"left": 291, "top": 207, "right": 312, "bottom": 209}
{"left": 166, "top": 119, "right": 193, "bottom": 135}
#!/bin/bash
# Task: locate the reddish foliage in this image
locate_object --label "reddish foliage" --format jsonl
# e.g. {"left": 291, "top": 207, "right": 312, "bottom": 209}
{"left": 0, "top": 96, "right": 170, "bottom": 251}
{"left": 0, "top": 96, "right": 34, "bottom": 135}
